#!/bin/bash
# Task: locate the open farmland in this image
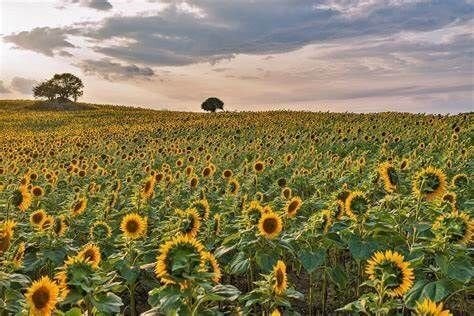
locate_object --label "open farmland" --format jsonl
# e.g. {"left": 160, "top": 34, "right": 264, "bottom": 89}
{"left": 0, "top": 100, "right": 472, "bottom": 315}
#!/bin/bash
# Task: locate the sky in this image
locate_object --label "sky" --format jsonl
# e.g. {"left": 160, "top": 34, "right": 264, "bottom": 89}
{"left": 0, "top": 0, "right": 473, "bottom": 113}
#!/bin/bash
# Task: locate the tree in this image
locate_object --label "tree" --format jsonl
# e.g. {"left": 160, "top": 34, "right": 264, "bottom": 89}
{"left": 201, "top": 97, "right": 224, "bottom": 112}
{"left": 33, "top": 73, "right": 84, "bottom": 102}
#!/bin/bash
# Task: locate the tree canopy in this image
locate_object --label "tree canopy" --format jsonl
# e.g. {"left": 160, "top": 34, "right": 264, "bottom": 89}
{"left": 33, "top": 73, "right": 84, "bottom": 102}
{"left": 201, "top": 97, "right": 224, "bottom": 112}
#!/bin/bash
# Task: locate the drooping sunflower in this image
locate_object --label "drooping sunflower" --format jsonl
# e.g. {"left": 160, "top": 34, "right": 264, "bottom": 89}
{"left": 52, "top": 216, "right": 67, "bottom": 236}
{"left": 12, "top": 242, "right": 26, "bottom": 269}
{"left": 0, "top": 220, "right": 17, "bottom": 253}
{"left": 365, "top": 250, "right": 414, "bottom": 297}
{"left": 141, "top": 175, "right": 156, "bottom": 200}
{"left": 412, "top": 167, "right": 447, "bottom": 201}
{"left": 345, "top": 191, "right": 369, "bottom": 221}
{"left": 71, "top": 198, "right": 87, "bottom": 216}
{"left": 25, "top": 276, "right": 59, "bottom": 316}
{"left": 77, "top": 243, "right": 101, "bottom": 268}
{"left": 11, "top": 186, "right": 31, "bottom": 211}
{"left": 30, "top": 209, "right": 47, "bottom": 227}
{"left": 200, "top": 251, "right": 222, "bottom": 283}
{"left": 120, "top": 213, "right": 148, "bottom": 240}
{"left": 191, "top": 199, "right": 210, "bottom": 220}
{"left": 177, "top": 208, "right": 201, "bottom": 238}
{"left": 286, "top": 196, "right": 302, "bottom": 218}
{"left": 258, "top": 212, "right": 283, "bottom": 239}
{"left": 155, "top": 235, "right": 205, "bottom": 285}
{"left": 378, "top": 162, "right": 398, "bottom": 193}
{"left": 414, "top": 298, "right": 452, "bottom": 316}
{"left": 432, "top": 211, "right": 473, "bottom": 244}
{"left": 272, "top": 260, "right": 288, "bottom": 295}
{"left": 89, "top": 221, "right": 112, "bottom": 240}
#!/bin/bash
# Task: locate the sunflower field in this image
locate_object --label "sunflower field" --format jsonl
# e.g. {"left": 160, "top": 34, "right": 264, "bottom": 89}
{"left": 0, "top": 100, "right": 472, "bottom": 315}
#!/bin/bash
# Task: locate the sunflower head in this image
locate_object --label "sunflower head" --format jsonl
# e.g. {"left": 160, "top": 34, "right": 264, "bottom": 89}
{"left": 412, "top": 167, "right": 447, "bottom": 201}
{"left": 12, "top": 242, "right": 26, "bottom": 269}
{"left": 365, "top": 250, "right": 414, "bottom": 297}
{"left": 90, "top": 221, "right": 112, "bottom": 240}
{"left": 432, "top": 211, "right": 473, "bottom": 245}
{"left": 191, "top": 199, "right": 210, "bottom": 220}
{"left": 286, "top": 196, "right": 302, "bottom": 218}
{"left": 141, "top": 175, "right": 156, "bottom": 200}
{"left": 272, "top": 260, "right": 288, "bottom": 295}
{"left": 155, "top": 235, "right": 205, "bottom": 286}
{"left": 53, "top": 216, "right": 68, "bottom": 236}
{"left": 0, "top": 220, "right": 17, "bottom": 254}
{"left": 77, "top": 243, "right": 101, "bottom": 268}
{"left": 71, "top": 198, "right": 87, "bottom": 216}
{"left": 227, "top": 178, "right": 240, "bottom": 195}
{"left": 189, "top": 176, "right": 199, "bottom": 189}
{"left": 415, "top": 298, "right": 452, "bottom": 316}
{"left": 11, "top": 186, "right": 31, "bottom": 211}
{"left": 31, "top": 186, "right": 44, "bottom": 197}
{"left": 222, "top": 169, "right": 233, "bottom": 179}
{"left": 25, "top": 276, "right": 59, "bottom": 316}
{"left": 253, "top": 161, "right": 265, "bottom": 173}
{"left": 200, "top": 251, "right": 222, "bottom": 283}
{"left": 451, "top": 173, "right": 468, "bottom": 189}
{"left": 30, "top": 209, "right": 47, "bottom": 227}
{"left": 244, "top": 200, "right": 263, "bottom": 225}
{"left": 378, "top": 162, "right": 398, "bottom": 193}
{"left": 177, "top": 208, "right": 201, "bottom": 238}
{"left": 40, "top": 215, "right": 54, "bottom": 231}
{"left": 120, "top": 213, "right": 147, "bottom": 240}
{"left": 258, "top": 212, "right": 283, "bottom": 239}
{"left": 281, "top": 187, "right": 292, "bottom": 200}
{"left": 345, "top": 191, "right": 369, "bottom": 221}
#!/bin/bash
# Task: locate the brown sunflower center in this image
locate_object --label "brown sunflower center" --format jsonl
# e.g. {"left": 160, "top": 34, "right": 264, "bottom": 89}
{"left": 263, "top": 218, "right": 278, "bottom": 234}
{"left": 288, "top": 201, "right": 299, "bottom": 214}
{"left": 126, "top": 220, "right": 139, "bottom": 233}
{"left": 32, "top": 287, "right": 50, "bottom": 309}
{"left": 32, "top": 213, "right": 44, "bottom": 224}
{"left": 83, "top": 250, "right": 96, "bottom": 262}
{"left": 276, "top": 268, "right": 284, "bottom": 286}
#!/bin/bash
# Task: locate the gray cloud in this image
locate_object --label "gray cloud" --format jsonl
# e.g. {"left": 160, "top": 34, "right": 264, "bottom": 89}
{"left": 3, "top": 27, "right": 77, "bottom": 56}
{"left": 79, "top": 0, "right": 473, "bottom": 66}
{"left": 0, "top": 81, "right": 10, "bottom": 94}
{"left": 75, "top": 58, "right": 155, "bottom": 81}
{"left": 59, "top": 0, "right": 113, "bottom": 11}
{"left": 10, "top": 77, "right": 38, "bottom": 94}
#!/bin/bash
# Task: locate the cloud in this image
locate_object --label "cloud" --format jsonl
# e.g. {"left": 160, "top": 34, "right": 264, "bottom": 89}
{"left": 3, "top": 27, "right": 77, "bottom": 56}
{"left": 0, "top": 81, "right": 10, "bottom": 94}
{"left": 75, "top": 58, "right": 155, "bottom": 81}
{"left": 78, "top": 0, "right": 473, "bottom": 66}
{"left": 59, "top": 0, "right": 113, "bottom": 11}
{"left": 10, "top": 77, "right": 38, "bottom": 95}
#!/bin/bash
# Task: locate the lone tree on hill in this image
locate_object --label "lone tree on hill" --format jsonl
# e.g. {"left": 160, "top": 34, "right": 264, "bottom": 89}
{"left": 201, "top": 97, "right": 224, "bottom": 112}
{"left": 33, "top": 73, "right": 84, "bottom": 102}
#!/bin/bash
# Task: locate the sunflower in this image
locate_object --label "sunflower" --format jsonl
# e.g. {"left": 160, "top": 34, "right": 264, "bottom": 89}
{"left": 412, "top": 167, "right": 447, "bottom": 201}
{"left": 451, "top": 173, "right": 468, "bottom": 189}
{"left": 25, "top": 276, "right": 59, "bottom": 316}
{"left": 154, "top": 235, "right": 205, "bottom": 285}
{"left": 31, "top": 186, "right": 44, "bottom": 197}
{"left": 90, "top": 221, "right": 112, "bottom": 240}
{"left": 141, "top": 175, "right": 156, "bottom": 200}
{"left": 52, "top": 216, "right": 67, "bottom": 236}
{"left": 222, "top": 169, "right": 233, "bottom": 179}
{"left": 40, "top": 215, "right": 54, "bottom": 231}
{"left": 281, "top": 187, "right": 292, "bottom": 200}
{"left": 11, "top": 186, "right": 31, "bottom": 211}
{"left": 227, "top": 178, "right": 240, "bottom": 195}
{"left": 378, "top": 162, "right": 398, "bottom": 193}
{"left": 12, "top": 242, "right": 26, "bottom": 269}
{"left": 177, "top": 208, "right": 201, "bottom": 238}
{"left": 286, "top": 196, "right": 302, "bottom": 218}
{"left": 273, "top": 260, "right": 288, "bottom": 295}
{"left": 244, "top": 200, "right": 264, "bottom": 225}
{"left": 321, "top": 209, "right": 333, "bottom": 234}
{"left": 189, "top": 176, "right": 199, "bottom": 189}
{"left": 0, "top": 220, "right": 17, "bottom": 253}
{"left": 120, "top": 213, "right": 147, "bottom": 239}
{"left": 200, "top": 251, "right": 222, "bottom": 283}
{"left": 77, "top": 243, "right": 101, "bottom": 268}
{"left": 253, "top": 161, "right": 265, "bottom": 173}
{"left": 432, "top": 211, "right": 473, "bottom": 244}
{"left": 30, "top": 209, "right": 47, "bottom": 227}
{"left": 54, "top": 271, "right": 69, "bottom": 301}
{"left": 271, "top": 309, "right": 281, "bottom": 316}
{"left": 440, "top": 192, "right": 457, "bottom": 210}
{"left": 258, "top": 212, "right": 283, "bottom": 239}
{"left": 334, "top": 200, "right": 345, "bottom": 220}
{"left": 414, "top": 298, "right": 452, "bottom": 316}
{"left": 71, "top": 198, "right": 87, "bottom": 216}
{"left": 345, "top": 191, "right": 369, "bottom": 221}
{"left": 191, "top": 199, "right": 210, "bottom": 220}
{"left": 213, "top": 214, "right": 221, "bottom": 235}
{"left": 365, "top": 250, "right": 414, "bottom": 297}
